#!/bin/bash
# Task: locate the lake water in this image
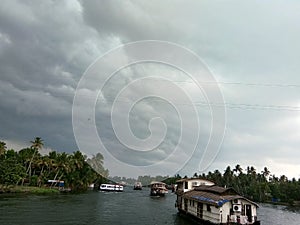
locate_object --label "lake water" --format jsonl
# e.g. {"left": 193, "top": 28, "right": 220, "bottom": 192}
{"left": 0, "top": 187, "right": 299, "bottom": 225}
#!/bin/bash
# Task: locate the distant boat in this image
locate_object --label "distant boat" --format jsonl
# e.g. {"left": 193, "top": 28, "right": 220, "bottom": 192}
{"left": 88, "top": 183, "right": 95, "bottom": 190}
{"left": 99, "top": 184, "right": 124, "bottom": 192}
{"left": 150, "top": 181, "right": 168, "bottom": 196}
{"left": 133, "top": 182, "right": 142, "bottom": 190}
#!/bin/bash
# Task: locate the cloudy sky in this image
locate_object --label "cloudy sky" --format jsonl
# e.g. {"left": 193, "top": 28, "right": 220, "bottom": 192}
{"left": 1, "top": 0, "right": 299, "bottom": 179}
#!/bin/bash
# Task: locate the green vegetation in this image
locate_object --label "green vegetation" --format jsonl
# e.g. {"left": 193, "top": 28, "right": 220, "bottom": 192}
{"left": 0, "top": 138, "right": 109, "bottom": 193}
{"left": 176, "top": 165, "right": 300, "bottom": 205}
{"left": 109, "top": 166, "right": 300, "bottom": 206}
{"left": 0, "top": 185, "right": 60, "bottom": 194}
{"left": 1, "top": 137, "right": 299, "bottom": 204}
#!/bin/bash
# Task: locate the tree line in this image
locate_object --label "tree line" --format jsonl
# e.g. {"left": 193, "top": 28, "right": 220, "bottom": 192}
{"left": 0, "top": 138, "right": 109, "bottom": 192}
{"left": 184, "top": 165, "right": 300, "bottom": 205}
{"left": 104, "top": 165, "right": 300, "bottom": 206}
{"left": 1, "top": 138, "right": 299, "bottom": 203}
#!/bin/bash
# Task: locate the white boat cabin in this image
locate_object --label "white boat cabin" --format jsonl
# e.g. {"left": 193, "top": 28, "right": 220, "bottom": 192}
{"left": 150, "top": 181, "right": 168, "bottom": 196}
{"left": 99, "top": 184, "right": 123, "bottom": 192}
{"left": 176, "top": 185, "right": 260, "bottom": 225}
{"left": 176, "top": 178, "right": 215, "bottom": 192}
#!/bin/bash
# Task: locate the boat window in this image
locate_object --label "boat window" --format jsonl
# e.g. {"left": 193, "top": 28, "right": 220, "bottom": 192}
{"left": 207, "top": 205, "right": 211, "bottom": 212}
{"left": 184, "top": 182, "right": 188, "bottom": 189}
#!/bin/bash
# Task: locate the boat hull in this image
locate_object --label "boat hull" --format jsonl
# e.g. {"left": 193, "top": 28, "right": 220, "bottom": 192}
{"left": 150, "top": 181, "right": 168, "bottom": 196}
{"left": 99, "top": 189, "right": 123, "bottom": 192}
{"left": 99, "top": 184, "right": 124, "bottom": 192}
{"left": 178, "top": 209, "right": 260, "bottom": 225}
{"left": 150, "top": 189, "right": 168, "bottom": 196}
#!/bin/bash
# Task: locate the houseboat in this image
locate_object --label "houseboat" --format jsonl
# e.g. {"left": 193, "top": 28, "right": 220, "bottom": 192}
{"left": 176, "top": 178, "right": 215, "bottom": 192}
{"left": 175, "top": 179, "right": 260, "bottom": 224}
{"left": 150, "top": 181, "right": 168, "bottom": 196}
{"left": 99, "top": 184, "right": 124, "bottom": 192}
{"left": 133, "top": 181, "right": 142, "bottom": 190}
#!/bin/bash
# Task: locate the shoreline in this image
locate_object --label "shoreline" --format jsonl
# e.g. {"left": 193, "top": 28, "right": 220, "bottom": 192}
{"left": 0, "top": 185, "right": 60, "bottom": 195}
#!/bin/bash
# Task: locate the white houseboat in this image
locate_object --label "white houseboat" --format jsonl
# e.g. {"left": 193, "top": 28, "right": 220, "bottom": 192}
{"left": 99, "top": 184, "right": 124, "bottom": 192}
{"left": 175, "top": 179, "right": 260, "bottom": 224}
{"left": 150, "top": 181, "right": 168, "bottom": 196}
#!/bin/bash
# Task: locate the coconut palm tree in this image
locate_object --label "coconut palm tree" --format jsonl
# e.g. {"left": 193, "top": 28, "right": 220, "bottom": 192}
{"left": 261, "top": 167, "right": 270, "bottom": 181}
{"left": 36, "top": 155, "right": 51, "bottom": 187}
{"left": 51, "top": 152, "right": 70, "bottom": 186}
{"left": 24, "top": 137, "right": 44, "bottom": 185}
{"left": 223, "top": 166, "right": 233, "bottom": 187}
{"left": 233, "top": 164, "right": 243, "bottom": 176}
{"left": 65, "top": 151, "right": 99, "bottom": 191}
{"left": 30, "top": 137, "right": 44, "bottom": 150}
{"left": 86, "top": 153, "right": 109, "bottom": 178}
{"left": 0, "top": 141, "right": 7, "bottom": 156}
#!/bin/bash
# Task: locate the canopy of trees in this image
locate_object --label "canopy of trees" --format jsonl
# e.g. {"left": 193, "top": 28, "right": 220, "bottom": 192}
{"left": 0, "top": 138, "right": 109, "bottom": 192}
{"left": 192, "top": 165, "right": 300, "bottom": 205}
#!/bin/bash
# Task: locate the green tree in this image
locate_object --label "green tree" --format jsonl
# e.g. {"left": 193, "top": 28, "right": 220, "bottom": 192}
{"left": 25, "top": 137, "right": 44, "bottom": 183}
{"left": 0, "top": 149, "right": 26, "bottom": 186}
{"left": 86, "top": 153, "right": 109, "bottom": 178}
{"left": 0, "top": 141, "right": 7, "bottom": 156}
{"left": 233, "top": 164, "right": 243, "bottom": 176}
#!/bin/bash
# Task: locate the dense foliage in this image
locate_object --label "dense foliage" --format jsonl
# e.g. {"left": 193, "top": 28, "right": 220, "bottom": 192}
{"left": 0, "top": 138, "right": 109, "bottom": 192}
{"left": 1, "top": 138, "right": 299, "bottom": 203}
{"left": 193, "top": 165, "right": 300, "bottom": 205}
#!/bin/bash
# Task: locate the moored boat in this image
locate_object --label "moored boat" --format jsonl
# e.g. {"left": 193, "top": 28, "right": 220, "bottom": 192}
{"left": 99, "top": 184, "right": 124, "bottom": 192}
{"left": 175, "top": 178, "right": 260, "bottom": 224}
{"left": 150, "top": 181, "right": 168, "bottom": 196}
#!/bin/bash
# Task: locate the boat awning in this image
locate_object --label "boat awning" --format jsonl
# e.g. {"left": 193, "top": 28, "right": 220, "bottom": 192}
{"left": 182, "top": 190, "right": 259, "bottom": 207}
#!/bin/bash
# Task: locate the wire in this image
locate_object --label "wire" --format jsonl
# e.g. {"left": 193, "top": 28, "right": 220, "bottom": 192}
{"left": 128, "top": 77, "right": 300, "bottom": 88}
{"left": 176, "top": 81, "right": 300, "bottom": 88}
{"left": 97, "top": 97, "right": 300, "bottom": 112}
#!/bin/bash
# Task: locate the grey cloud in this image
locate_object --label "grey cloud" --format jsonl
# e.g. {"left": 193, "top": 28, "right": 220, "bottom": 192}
{"left": 1, "top": 0, "right": 299, "bottom": 178}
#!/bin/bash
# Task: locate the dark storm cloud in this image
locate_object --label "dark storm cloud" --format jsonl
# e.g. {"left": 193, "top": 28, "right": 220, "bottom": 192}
{"left": 0, "top": 0, "right": 98, "bottom": 150}
{"left": 0, "top": 0, "right": 299, "bottom": 178}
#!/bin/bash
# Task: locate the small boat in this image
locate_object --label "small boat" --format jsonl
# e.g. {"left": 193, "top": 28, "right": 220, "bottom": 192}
{"left": 99, "top": 184, "right": 124, "bottom": 192}
{"left": 133, "top": 182, "right": 142, "bottom": 190}
{"left": 150, "top": 181, "right": 168, "bottom": 196}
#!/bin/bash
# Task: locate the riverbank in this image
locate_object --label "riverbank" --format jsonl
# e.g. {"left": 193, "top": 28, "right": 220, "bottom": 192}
{"left": 0, "top": 185, "right": 60, "bottom": 194}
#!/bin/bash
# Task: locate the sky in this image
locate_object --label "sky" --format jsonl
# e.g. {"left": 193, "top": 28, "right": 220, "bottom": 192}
{"left": 0, "top": 0, "right": 300, "bottom": 179}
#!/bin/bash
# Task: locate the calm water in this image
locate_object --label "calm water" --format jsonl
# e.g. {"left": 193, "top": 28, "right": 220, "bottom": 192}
{"left": 0, "top": 187, "right": 299, "bottom": 225}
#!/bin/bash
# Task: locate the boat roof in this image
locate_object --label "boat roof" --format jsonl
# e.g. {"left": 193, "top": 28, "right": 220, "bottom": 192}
{"left": 194, "top": 185, "right": 237, "bottom": 195}
{"left": 176, "top": 178, "right": 214, "bottom": 183}
{"left": 181, "top": 188, "right": 259, "bottom": 207}
{"left": 150, "top": 181, "right": 166, "bottom": 185}
{"left": 101, "top": 183, "right": 122, "bottom": 186}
